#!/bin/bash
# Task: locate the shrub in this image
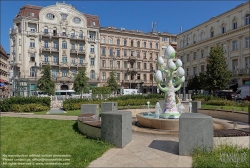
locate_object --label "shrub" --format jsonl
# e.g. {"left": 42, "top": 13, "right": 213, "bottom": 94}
{"left": 10, "top": 103, "right": 50, "bottom": 112}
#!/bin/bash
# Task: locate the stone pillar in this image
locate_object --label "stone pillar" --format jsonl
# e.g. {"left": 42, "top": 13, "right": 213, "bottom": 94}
{"left": 179, "top": 113, "right": 213, "bottom": 156}
{"left": 81, "top": 104, "right": 99, "bottom": 120}
{"left": 101, "top": 102, "right": 118, "bottom": 113}
{"left": 191, "top": 101, "right": 201, "bottom": 113}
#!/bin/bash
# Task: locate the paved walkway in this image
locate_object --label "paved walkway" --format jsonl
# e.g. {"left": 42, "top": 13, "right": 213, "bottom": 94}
{"left": 1, "top": 112, "right": 249, "bottom": 168}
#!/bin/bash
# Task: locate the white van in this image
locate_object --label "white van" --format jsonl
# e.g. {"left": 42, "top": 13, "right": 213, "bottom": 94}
{"left": 236, "top": 86, "right": 250, "bottom": 101}
{"left": 121, "top": 89, "right": 140, "bottom": 95}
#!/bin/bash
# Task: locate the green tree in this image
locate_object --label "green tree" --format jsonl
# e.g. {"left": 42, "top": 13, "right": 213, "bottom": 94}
{"left": 73, "top": 67, "right": 89, "bottom": 97}
{"left": 107, "top": 71, "right": 119, "bottom": 94}
{"left": 202, "top": 45, "right": 232, "bottom": 94}
{"left": 187, "top": 75, "right": 201, "bottom": 94}
{"left": 37, "top": 65, "right": 55, "bottom": 95}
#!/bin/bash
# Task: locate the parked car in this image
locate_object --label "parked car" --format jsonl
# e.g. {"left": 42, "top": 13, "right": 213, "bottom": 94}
{"left": 216, "top": 90, "right": 236, "bottom": 100}
{"left": 235, "top": 86, "right": 250, "bottom": 101}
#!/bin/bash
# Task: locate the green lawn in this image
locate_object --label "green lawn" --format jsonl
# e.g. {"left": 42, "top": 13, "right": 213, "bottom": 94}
{"left": 201, "top": 105, "right": 248, "bottom": 112}
{"left": 1, "top": 117, "right": 113, "bottom": 168}
{"left": 192, "top": 144, "right": 250, "bottom": 168}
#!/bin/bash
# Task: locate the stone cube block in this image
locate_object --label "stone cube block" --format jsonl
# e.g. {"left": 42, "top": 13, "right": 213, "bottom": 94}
{"left": 179, "top": 113, "right": 213, "bottom": 156}
{"left": 81, "top": 104, "right": 99, "bottom": 120}
{"left": 101, "top": 111, "right": 132, "bottom": 148}
{"left": 101, "top": 102, "right": 118, "bottom": 113}
{"left": 191, "top": 101, "right": 201, "bottom": 113}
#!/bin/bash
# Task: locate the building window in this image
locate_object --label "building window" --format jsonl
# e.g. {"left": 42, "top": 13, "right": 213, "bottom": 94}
{"left": 210, "top": 31, "right": 214, "bottom": 38}
{"left": 137, "top": 41, "right": 140, "bottom": 47}
{"left": 131, "top": 40, "right": 133, "bottom": 47}
{"left": 79, "top": 57, "right": 84, "bottom": 64}
{"left": 201, "top": 65, "right": 205, "bottom": 73}
{"left": 131, "top": 51, "right": 134, "bottom": 56}
{"left": 124, "top": 61, "right": 127, "bottom": 68}
{"left": 110, "top": 49, "right": 113, "bottom": 56}
{"left": 117, "top": 61, "right": 120, "bottom": 68}
{"left": 150, "top": 42, "right": 152, "bottom": 48}
{"left": 109, "top": 38, "right": 113, "bottom": 44}
{"left": 150, "top": 53, "right": 152, "bottom": 59}
{"left": 124, "top": 73, "right": 128, "bottom": 80}
{"left": 162, "top": 37, "right": 167, "bottom": 42}
{"left": 52, "top": 69, "right": 57, "bottom": 78}
{"left": 102, "top": 48, "right": 106, "bottom": 55}
{"left": 90, "top": 70, "right": 95, "bottom": 79}
{"left": 193, "top": 67, "right": 197, "bottom": 76}
{"left": 53, "top": 42, "right": 58, "bottom": 49}
{"left": 117, "top": 73, "right": 120, "bottom": 80}
{"left": 30, "top": 54, "right": 35, "bottom": 62}
{"left": 233, "top": 21, "right": 237, "bottom": 30}
{"left": 79, "top": 31, "right": 84, "bottom": 38}
{"left": 245, "top": 37, "right": 250, "bottom": 48}
{"left": 30, "top": 67, "right": 35, "bottom": 77}
{"left": 186, "top": 68, "right": 189, "bottom": 76}
{"left": 91, "top": 58, "right": 95, "bottom": 65}
{"left": 117, "top": 38, "right": 120, "bottom": 45}
{"left": 144, "top": 42, "right": 146, "bottom": 48}
{"left": 62, "top": 56, "right": 67, "bottom": 63}
{"left": 221, "top": 26, "right": 226, "bottom": 34}
{"left": 232, "top": 59, "right": 238, "bottom": 70}
{"left": 46, "top": 13, "right": 55, "bottom": 20}
{"left": 90, "top": 21, "right": 96, "bottom": 26}
{"left": 137, "top": 74, "right": 140, "bottom": 80}
{"left": 71, "top": 58, "right": 76, "bottom": 64}
{"left": 61, "top": 13, "right": 68, "bottom": 20}
{"left": 144, "top": 74, "right": 147, "bottom": 81}
{"left": 79, "top": 44, "right": 83, "bottom": 51}
{"left": 144, "top": 63, "right": 147, "bottom": 69}
{"left": 137, "top": 51, "right": 140, "bottom": 57}
{"left": 156, "top": 43, "right": 158, "bottom": 49}
{"left": 90, "top": 45, "right": 95, "bottom": 53}
{"left": 102, "top": 37, "right": 105, "bottom": 43}
{"left": 143, "top": 52, "right": 146, "bottom": 59}
{"left": 102, "top": 60, "right": 106, "bottom": 67}
{"left": 245, "top": 57, "right": 250, "bottom": 68}
{"left": 44, "top": 41, "right": 48, "bottom": 48}
{"left": 30, "top": 40, "right": 35, "bottom": 47}
{"left": 150, "top": 63, "right": 153, "bottom": 69}
{"left": 62, "top": 41, "right": 67, "bottom": 49}
{"left": 102, "top": 72, "right": 106, "bottom": 80}
{"left": 193, "top": 52, "right": 196, "bottom": 60}
{"left": 245, "top": 14, "right": 250, "bottom": 25}
{"left": 62, "top": 70, "right": 67, "bottom": 76}
{"left": 44, "top": 27, "right": 48, "bottom": 34}
{"left": 200, "top": 50, "right": 204, "bottom": 58}
{"left": 44, "top": 55, "right": 49, "bottom": 62}
{"left": 53, "top": 56, "right": 57, "bottom": 63}
{"left": 30, "top": 28, "right": 36, "bottom": 33}
{"left": 89, "top": 32, "right": 95, "bottom": 39}
{"left": 137, "top": 62, "right": 141, "bottom": 69}
{"left": 117, "top": 49, "right": 120, "bottom": 57}
{"left": 71, "top": 30, "right": 75, "bottom": 38}
{"left": 71, "top": 43, "right": 75, "bottom": 50}
{"left": 71, "top": 69, "right": 76, "bottom": 77}
{"left": 124, "top": 39, "right": 127, "bottom": 46}
{"left": 187, "top": 54, "right": 189, "bottom": 62}
{"left": 110, "top": 60, "right": 113, "bottom": 67}
{"left": 73, "top": 17, "right": 81, "bottom": 23}
{"left": 232, "top": 40, "right": 238, "bottom": 51}
{"left": 124, "top": 49, "right": 127, "bottom": 56}
{"left": 200, "top": 32, "right": 204, "bottom": 41}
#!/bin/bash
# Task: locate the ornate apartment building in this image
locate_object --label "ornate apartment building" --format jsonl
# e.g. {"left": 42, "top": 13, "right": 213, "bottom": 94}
{"left": 99, "top": 27, "right": 177, "bottom": 93}
{"left": 9, "top": 2, "right": 100, "bottom": 93}
{"left": 0, "top": 45, "right": 11, "bottom": 97}
{"left": 176, "top": 1, "right": 250, "bottom": 89}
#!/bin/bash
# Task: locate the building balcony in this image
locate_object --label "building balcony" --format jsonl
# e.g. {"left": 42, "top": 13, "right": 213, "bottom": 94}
{"left": 70, "top": 49, "right": 78, "bottom": 54}
{"left": 51, "top": 47, "right": 59, "bottom": 52}
{"left": 238, "top": 68, "right": 249, "bottom": 75}
{"left": 129, "top": 56, "right": 137, "bottom": 62}
{"left": 51, "top": 62, "right": 59, "bottom": 66}
{"left": 41, "top": 47, "right": 50, "bottom": 52}
{"left": 77, "top": 35, "right": 85, "bottom": 41}
{"left": 122, "top": 79, "right": 144, "bottom": 84}
{"left": 127, "top": 68, "right": 139, "bottom": 73}
{"left": 78, "top": 63, "right": 88, "bottom": 67}
{"left": 232, "top": 70, "right": 238, "bottom": 76}
{"left": 88, "top": 77, "right": 99, "bottom": 83}
{"left": 40, "top": 32, "right": 59, "bottom": 38}
{"left": 27, "top": 31, "right": 38, "bottom": 37}
{"left": 70, "top": 62, "right": 78, "bottom": 67}
{"left": 41, "top": 61, "right": 50, "bottom": 65}
{"left": 78, "top": 49, "right": 85, "bottom": 55}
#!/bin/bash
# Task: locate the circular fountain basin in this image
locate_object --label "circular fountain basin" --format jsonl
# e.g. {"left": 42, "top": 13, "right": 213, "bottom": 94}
{"left": 136, "top": 112, "right": 179, "bottom": 131}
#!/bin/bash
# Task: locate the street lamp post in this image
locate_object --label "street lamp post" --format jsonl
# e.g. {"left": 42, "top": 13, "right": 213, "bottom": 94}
{"left": 32, "top": 62, "right": 39, "bottom": 96}
{"left": 150, "top": 69, "right": 155, "bottom": 94}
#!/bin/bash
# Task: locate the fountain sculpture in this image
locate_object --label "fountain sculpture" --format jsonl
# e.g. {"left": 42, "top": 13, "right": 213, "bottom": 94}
{"left": 154, "top": 45, "right": 185, "bottom": 119}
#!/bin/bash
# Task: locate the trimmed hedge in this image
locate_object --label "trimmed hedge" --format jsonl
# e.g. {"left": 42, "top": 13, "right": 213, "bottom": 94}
{"left": 0, "top": 97, "right": 51, "bottom": 112}
{"left": 11, "top": 104, "right": 50, "bottom": 112}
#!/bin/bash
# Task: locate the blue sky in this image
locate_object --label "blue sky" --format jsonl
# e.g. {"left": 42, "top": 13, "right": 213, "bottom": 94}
{"left": 1, "top": 1, "right": 247, "bottom": 53}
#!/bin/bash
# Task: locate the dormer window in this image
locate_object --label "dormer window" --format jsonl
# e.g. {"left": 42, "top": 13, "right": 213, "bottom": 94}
{"left": 61, "top": 13, "right": 68, "bottom": 20}
{"left": 73, "top": 17, "right": 81, "bottom": 23}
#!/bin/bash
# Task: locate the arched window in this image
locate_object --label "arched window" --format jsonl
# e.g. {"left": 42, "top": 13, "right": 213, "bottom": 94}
{"left": 210, "top": 27, "right": 214, "bottom": 38}
{"left": 53, "top": 27, "right": 57, "bottom": 36}
{"left": 46, "top": 13, "right": 55, "bottom": 20}
{"left": 30, "top": 67, "right": 35, "bottom": 77}
{"left": 137, "top": 41, "right": 140, "bottom": 47}
{"left": 245, "top": 14, "right": 250, "bottom": 25}
{"left": 62, "top": 28, "right": 66, "bottom": 36}
{"left": 62, "top": 41, "right": 67, "bottom": 49}
{"left": 90, "top": 70, "right": 95, "bottom": 79}
{"left": 109, "top": 38, "right": 113, "bottom": 44}
{"left": 79, "top": 30, "right": 83, "bottom": 38}
{"left": 117, "top": 38, "right": 120, "bottom": 45}
{"left": 71, "top": 30, "right": 75, "bottom": 38}
{"left": 200, "top": 31, "right": 204, "bottom": 41}
{"left": 232, "top": 18, "right": 237, "bottom": 30}
{"left": 144, "top": 42, "right": 146, "bottom": 48}
{"left": 102, "top": 37, "right": 106, "bottom": 43}
{"left": 131, "top": 40, "right": 133, "bottom": 47}
{"left": 44, "top": 26, "right": 48, "bottom": 34}
{"left": 193, "top": 34, "right": 196, "bottom": 43}
{"left": 221, "top": 23, "right": 226, "bottom": 34}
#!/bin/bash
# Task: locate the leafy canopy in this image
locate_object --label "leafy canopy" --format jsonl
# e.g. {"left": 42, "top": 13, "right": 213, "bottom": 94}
{"left": 107, "top": 71, "right": 119, "bottom": 92}
{"left": 73, "top": 67, "right": 90, "bottom": 94}
{"left": 37, "top": 65, "right": 55, "bottom": 95}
